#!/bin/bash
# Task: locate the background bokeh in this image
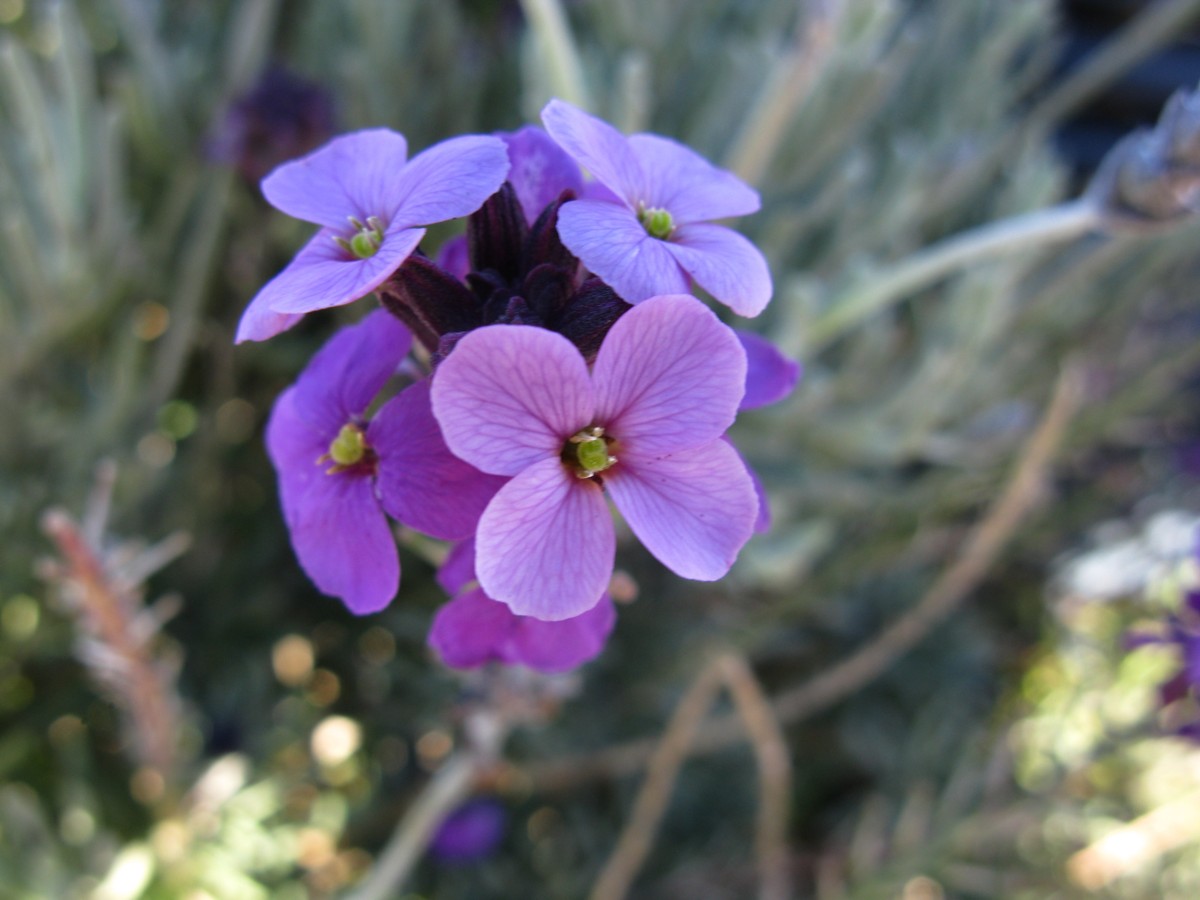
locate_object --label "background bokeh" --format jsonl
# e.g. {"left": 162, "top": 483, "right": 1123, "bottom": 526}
{"left": 3, "top": 0, "right": 1200, "bottom": 897}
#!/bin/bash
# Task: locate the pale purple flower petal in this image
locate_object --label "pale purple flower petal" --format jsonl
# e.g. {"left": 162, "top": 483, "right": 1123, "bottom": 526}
{"left": 234, "top": 291, "right": 305, "bottom": 343}
{"left": 292, "top": 310, "right": 411, "bottom": 435}
{"left": 628, "top": 134, "right": 760, "bottom": 224}
{"left": 390, "top": 135, "right": 510, "bottom": 227}
{"left": 266, "top": 391, "right": 398, "bottom": 613}
{"left": 556, "top": 200, "right": 689, "bottom": 303}
{"left": 432, "top": 325, "right": 594, "bottom": 476}
{"left": 501, "top": 126, "right": 584, "bottom": 224}
{"left": 737, "top": 331, "right": 801, "bottom": 410}
{"left": 263, "top": 225, "right": 425, "bottom": 315}
{"left": 593, "top": 295, "right": 745, "bottom": 455}
{"left": 607, "top": 438, "right": 757, "bottom": 580}
{"left": 370, "top": 380, "right": 504, "bottom": 540}
{"left": 663, "top": 224, "right": 772, "bottom": 317}
{"left": 540, "top": 99, "right": 644, "bottom": 205}
{"left": 475, "top": 458, "right": 613, "bottom": 620}
{"left": 429, "top": 587, "right": 615, "bottom": 672}
{"left": 261, "top": 128, "right": 409, "bottom": 229}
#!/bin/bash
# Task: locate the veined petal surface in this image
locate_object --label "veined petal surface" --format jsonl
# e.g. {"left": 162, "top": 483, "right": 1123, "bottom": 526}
{"left": 391, "top": 135, "right": 510, "bottom": 227}
{"left": 432, "top": 325, "right": 594, "bottom": 476}
{"left": 556, "top": 199, "right": 689, "bottom": 304}
{"left": 606, "top": 439, "right": 756, "bottom": 581}
{"left": 664, "top": 223, "right": 773, "bottom": 317}
{"left": 475, "top": 458, "right": 613, "bottom": 620}
{"left": 262, "top": 128, "right": 408, "bottom": 228}
{"left": 541, "top": 99, "right": 644, "bottom": 205}
{"left": 593, "top": 295, "right": 745, "bottom": 456}
{"left": 629, "top": 133, "right": 760, "bottom": 224}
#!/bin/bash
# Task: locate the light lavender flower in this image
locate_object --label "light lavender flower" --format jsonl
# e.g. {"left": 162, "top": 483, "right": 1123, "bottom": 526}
{"left": 541, "top": 99, "right": 772, "bottom": 316}
{"left": 431, "top": 294, "right": 758, "bottom": 620}
{"left": 236, "top": 129, "right": 509, "bottom": 342}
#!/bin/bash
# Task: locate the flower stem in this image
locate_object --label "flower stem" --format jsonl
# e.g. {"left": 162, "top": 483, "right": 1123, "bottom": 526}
{"left": 346, "top": 752, "right": 480, "bottom": 900}
{"left": 804, "top": 198, "right": 1102, "bottom": 353}
{"left": 519, "top": 0, "right": 590, "bottom": 109}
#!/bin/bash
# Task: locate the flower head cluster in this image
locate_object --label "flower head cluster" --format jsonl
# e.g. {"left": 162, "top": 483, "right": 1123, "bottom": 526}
{"left": 240, "top": 100, "right": 798, "bottom": 673}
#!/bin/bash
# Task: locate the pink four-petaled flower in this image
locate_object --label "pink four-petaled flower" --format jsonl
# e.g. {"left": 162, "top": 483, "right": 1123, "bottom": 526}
{"left": 431, "top": 294, "right": 759, "bottom": 620}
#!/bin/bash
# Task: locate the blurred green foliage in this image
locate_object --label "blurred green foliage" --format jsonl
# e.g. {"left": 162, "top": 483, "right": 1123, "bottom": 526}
{"left": 3, "top": 0, "right": 1200, "bottom": 897}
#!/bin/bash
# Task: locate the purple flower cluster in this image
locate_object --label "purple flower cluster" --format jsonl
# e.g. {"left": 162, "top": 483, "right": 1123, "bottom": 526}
{"left": 1129, "top": 585, "right": 1200, "bottom": 740}
{"left": 240, "top": 100, "right": 799, "bottom": 672}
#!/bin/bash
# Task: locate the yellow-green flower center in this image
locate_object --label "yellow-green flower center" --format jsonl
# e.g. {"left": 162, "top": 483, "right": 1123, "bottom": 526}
{"left": 638, "top": 205, "right": 674, "bottom": 240}
{"left": 565, "top": 426, "right": 617, "bottom": 479}
{"left": 333, "top": 215, "right": 385, "bottom": 259}
{"left": 328, "top": 423, "right": 367, "bottom": 467}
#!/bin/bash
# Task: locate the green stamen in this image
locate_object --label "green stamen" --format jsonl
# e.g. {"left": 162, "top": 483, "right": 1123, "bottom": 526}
{"left": 566, "top": 426, "right": 617, "bottom": 478}
{"left": 333, "top": 215, "right": 385, "bottom": 259}
{"left": 328, "top": 424, "right": 367, "bottom": 467}
{"left": 638, "top": 205, "right": 674, "bottom": 240}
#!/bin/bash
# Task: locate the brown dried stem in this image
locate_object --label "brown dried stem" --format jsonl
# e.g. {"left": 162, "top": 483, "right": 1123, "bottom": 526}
{"left": 532, "top": 361, "right": 1086, "bottom": 794}
{"left": 590, "top": 650, "right": 793, "bottom": 900}
{"left": 39, "top": 463, "right": 188, "bottom": 781}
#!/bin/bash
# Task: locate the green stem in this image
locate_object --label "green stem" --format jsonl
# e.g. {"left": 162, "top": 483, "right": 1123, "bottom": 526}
{"left": 519, "top": 0, "right": 590, "bottom": 108}
{"left": 804, "top": 198, "right": 1102, "bottom": 352}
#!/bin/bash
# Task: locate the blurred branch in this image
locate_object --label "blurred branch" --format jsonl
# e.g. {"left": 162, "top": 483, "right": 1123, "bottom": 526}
{"left": 519, "top": 0, "right": 591, "bottom": 109}
{"left": 804, "top": 200, "right": 1102, "bottom": 353}
{"left": 531, "top": 361, "right": 1086, "bottom": 793}
{"left": 347, "top": 752, "right": 482, "bottom": 900}
{"left": 590, "top": 650, "right": 793, "bottom": 900}
{"left": 348, "top": 710, "right": 508, "bottom": 900}
{"left": 726, "top": 0, "right": 842, "bottom": 186}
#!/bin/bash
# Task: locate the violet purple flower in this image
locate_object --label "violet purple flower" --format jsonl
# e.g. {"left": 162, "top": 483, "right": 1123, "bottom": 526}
{"left": 429, "top": 799, "right": 507, "bottom": 865}
{"left": 236, "top": 129, "right": 509, "bottom": 343}
{"left": 541, "top": 99, "right": 772, "bottom": 317}
{"left": 431, "top": 294, "right": 758, "bottom": 620}
{"left": 266, "top": 311, "right": 502, "bottom": 614}
{"left": 429, "top": 538, "right": 617, "bottom": 672}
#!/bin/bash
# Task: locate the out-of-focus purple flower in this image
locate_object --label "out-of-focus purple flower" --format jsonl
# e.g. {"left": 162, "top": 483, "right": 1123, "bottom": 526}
{"left": 429, "top": 799, "right": 507, "bottom": 865}
{"left": 499, "top": 125, "right": 584, "bottom": 225}
{"left": 429, "top": 538, "right": 617, "bottom": 672}
{"left": 237, "top": 130, "right": 509, "bottom": 343}
{"left": 1128, "top": 587, "right": 1200, "bottom": 738}
{"left": 737, "top": 331, "right": 801, "bottom": 410}
{"left": 431, "top": 294, "right": 757, "bottom": 620}
{"left": 209, "top": 67, "right": 336, "bottom": 186}
{"left": 266, "top": 311, "right": 502, "bottom": 613}
{"left": 541, "top": 99, "right": 772, "bottom": 317}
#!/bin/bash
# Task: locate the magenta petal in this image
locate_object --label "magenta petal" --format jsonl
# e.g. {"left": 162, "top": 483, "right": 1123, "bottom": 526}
{"left": 664, "top": 224, "right": 773, "bottom": 317}
{"left": 501, "top": 126, "right": 584, "bottom": 224}
{"left": 541, "top": 99, "right": 644, "bottom": 205}
{"left": 262, "top": 128, "right": 409, "bottom": 228}
{"left": 429, "top": 587, "right": 612, "bottom": 672}
{"left": 607, "top": 439, "right": 757, "bottom": 581}
{"left": 391, "top": 135, "right": 510, "bottom": 227}
{"left": 266, "top": 225, "right": 425, "bottom": 315}
{"left": 429, "top": 588, "right": 520, "bottom": 669}
{"left": 737, "top": 331, "right": 801, "bottom": 410}
{"left": 437, "top": 538, "right": 477, "bottom": 595}
{"left": 267, "top": 392, "right": 398, "bottom": 614}
{"left": 510, "top": 593, "right": 616, "bottom": 672}
{"left": 371, "top": 380, "right": 505, "bottom": 540}
{"left": 593, "top": 295, "right": 746, "bottom": 455}
{"left": 476, "top": 458, "right": 613, "bottom": 620}
{"left": 628, "top": 134, "right": 760, "bottom": 224}
{"left": 431, "top": 325, "right": 594, "bottom": 476}
{"left": 293, "top": 310, "right": 411, "bottom": 434}
{"left": 557, "top": 200, "right": 689, "bottom": 304}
